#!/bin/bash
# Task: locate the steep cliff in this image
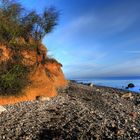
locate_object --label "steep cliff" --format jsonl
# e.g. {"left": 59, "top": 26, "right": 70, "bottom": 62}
{"left": 0, "top": 40, "right": 67, "bottom": 105}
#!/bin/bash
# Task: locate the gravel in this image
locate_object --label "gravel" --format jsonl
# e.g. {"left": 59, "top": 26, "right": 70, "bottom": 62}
{"left": 0, "top": 81, "right": 140, "bottom": 140}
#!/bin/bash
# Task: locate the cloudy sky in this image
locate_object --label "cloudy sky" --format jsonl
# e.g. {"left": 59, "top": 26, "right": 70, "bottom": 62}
{"left": 21, "top": 0, "right": 140, "bottom": 79}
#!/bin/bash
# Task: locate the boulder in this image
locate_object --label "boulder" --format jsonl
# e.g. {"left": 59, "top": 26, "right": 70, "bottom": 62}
{"left": 126, "top": 83, "right": 135, "bottom": 89}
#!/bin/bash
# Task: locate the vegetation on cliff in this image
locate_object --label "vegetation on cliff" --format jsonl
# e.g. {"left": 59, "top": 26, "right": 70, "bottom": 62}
{"left": 0, "top": 0, "right": 58, "bottom": 44}
{"left": 0, "top": 60, "right": 29, "bottom": 95}
{"left": 0, "top": 0, "right": 67, "bottom": 99}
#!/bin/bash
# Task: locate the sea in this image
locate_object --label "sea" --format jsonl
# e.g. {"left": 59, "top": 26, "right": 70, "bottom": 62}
{"left": 75, "top": 79, "right": 140, "bottom": 93}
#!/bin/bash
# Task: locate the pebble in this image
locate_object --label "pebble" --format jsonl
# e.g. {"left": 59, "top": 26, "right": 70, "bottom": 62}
{"left": 96, "top": 89, "right": 100, "bottom": 92}
{"left": 117, "top": 129, "right": 125, "bottom": 136}
{"left": 0, "top": 106, "right": 7, "bottom": 114}
{"left": 89, "top": 83, "right": 93, "bottom": 87}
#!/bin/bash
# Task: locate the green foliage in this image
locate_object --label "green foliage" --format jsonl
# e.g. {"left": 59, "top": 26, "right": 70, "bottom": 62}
{"left": 0, "top": 61, "right": 30, "bottom": 96}
{"left": 0, "top": 0, "right": 23, "bottom": 43}
{"left": 0, "top": 0, "right": 58, "bottom": 44}
{"left": 9, "top": 39, "right": 38, "bottom": 51}
{"left": 0, "top": 0, "right": 59, "bottom": 96}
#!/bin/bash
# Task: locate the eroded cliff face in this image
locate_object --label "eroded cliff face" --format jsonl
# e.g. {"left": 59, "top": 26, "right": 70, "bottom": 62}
{"left": 0, "top": 41, "right": 67, "bottom": 105}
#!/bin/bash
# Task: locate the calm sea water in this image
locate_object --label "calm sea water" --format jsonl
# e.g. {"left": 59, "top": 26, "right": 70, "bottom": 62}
{"left": 76, "top": 79, "right": 140, "bottom": 93}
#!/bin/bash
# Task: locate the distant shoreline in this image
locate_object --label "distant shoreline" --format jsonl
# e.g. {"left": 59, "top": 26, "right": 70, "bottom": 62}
{"left": 69, "top": 79, "right": 140, "bottom": 93}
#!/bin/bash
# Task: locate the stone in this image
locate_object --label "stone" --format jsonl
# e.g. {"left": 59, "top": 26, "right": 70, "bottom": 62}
{"left": 133, "top": 127, "right": 138, "bottom": 133}
{"left": 126, "top": 83, "right": 135, "bottom": 89}
{"left": 117, "top": 129, "right": 125, "bottom": 136}
{"left": 70, "top": 80, "right": 77, "bottom": 83}
{"left": 134, "top": 98, "right": 140, "bottom": 105}
{"left": 122, "top": 92, "right": 132, "bottom": 98}
{"left": 89, "top": 83, "right": 93, "bottom": 87}
{"left": 36, "top": 96, "right": 51, "bottom": 101}
{"left": 84, "top": 83, "right": 93, "bottom": 86}
{"left": 0, "top": 106, "right": 7, "bottom": 114}
{"left": 96, "top": 89, "right": 100, "bottom": 92}
{"left": 129, "top": 112, "right": 138, "bottom": 119}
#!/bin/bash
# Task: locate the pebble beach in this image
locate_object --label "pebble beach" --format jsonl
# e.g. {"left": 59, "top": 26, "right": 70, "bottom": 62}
{"left": 0, "top": 81, "right": 140, "bottom": 140}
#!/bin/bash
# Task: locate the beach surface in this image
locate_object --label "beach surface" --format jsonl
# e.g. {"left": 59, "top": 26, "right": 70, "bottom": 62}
{"left": 0, "top": 81, "right": 140, "bottom": 139}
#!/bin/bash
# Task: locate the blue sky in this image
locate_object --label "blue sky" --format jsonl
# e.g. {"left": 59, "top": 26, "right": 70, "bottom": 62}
{"left": 20, "top": 0, "right": 140, "bottom": 79}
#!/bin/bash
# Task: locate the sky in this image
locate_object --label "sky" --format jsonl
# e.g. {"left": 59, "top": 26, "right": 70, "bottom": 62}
{"left": 20, "top": 0, "right": 140, "bottom": 79}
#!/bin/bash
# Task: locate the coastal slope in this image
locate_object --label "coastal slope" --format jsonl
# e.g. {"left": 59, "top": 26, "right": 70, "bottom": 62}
{"left": 0, "top": 42, "right": 67, "bottom": 105}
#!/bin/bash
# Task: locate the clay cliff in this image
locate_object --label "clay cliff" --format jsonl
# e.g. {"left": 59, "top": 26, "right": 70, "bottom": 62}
{"left": 0, "top": 39, "right": 67, "bottom": 105}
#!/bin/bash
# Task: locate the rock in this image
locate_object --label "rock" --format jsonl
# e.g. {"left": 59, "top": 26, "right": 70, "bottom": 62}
{"left": 83, "top": 83, "right": 93, "bottom": 86}
{"left": 70, "top": 80, "right": 77, "bottom": 83}
{"left": 0, "top": 106, "right": 7, "bottom": 114}
{"left": 78, "top": 82, "right": 84, "bottom": 85}
{"left": 36, "top": 96, "right": 51, "bottom": 102}
{"left": 126, "top": 83, "right": 135, "bottom": 89}
{"left": 117, "top": 129, "right": 125, "bottom": 136}
{"left": 134, "top": 98, "right": 140, "bottom": 105}
{"left": 122, "top": 92, "right": 132, "bottom": 98}
{"left": 129, "top": 112, "right": 138, "bottom": 119}
{"left": 133, "top": 127, "right": 138, "bottom": 133}
{"left": 96, "top": 89, "right": 100, "bottom": 92}
{"left": 89, "top": 83, "right": 93, "bottom": 87}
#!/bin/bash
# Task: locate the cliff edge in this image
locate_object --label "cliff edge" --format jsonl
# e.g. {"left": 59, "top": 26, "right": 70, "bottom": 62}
{"left": 0, "top": 39, "right": 67, "bottom": 105}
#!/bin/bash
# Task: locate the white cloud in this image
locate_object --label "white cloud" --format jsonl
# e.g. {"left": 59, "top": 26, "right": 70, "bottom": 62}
{"left": 95, "top": 58, "right": 140, "bottom": 77}
{"left": 57, "top": 7, "right": 139, "bottom": 43}
{"left": 64, "top": 56, "right": 140, "bottom": 79}
{"left": 44, "top": 1, "right": 140, "bottom": 79}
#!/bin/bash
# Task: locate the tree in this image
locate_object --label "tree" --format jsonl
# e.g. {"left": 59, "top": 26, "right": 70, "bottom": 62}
{"left": 0, "top": 0, "right": 23, "bottom": 42}
{"left": 0, "top": 0, "right": 58, "bottom": 43}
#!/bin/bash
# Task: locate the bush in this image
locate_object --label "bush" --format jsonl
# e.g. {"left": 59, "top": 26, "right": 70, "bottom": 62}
{"left": 0, "top": 61, "right": 30, "bottom": 96}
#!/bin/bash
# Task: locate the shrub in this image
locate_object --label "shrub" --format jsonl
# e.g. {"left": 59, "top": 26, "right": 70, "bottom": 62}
{"left": 0, "top": 61, "right": 30, "bottom": 96}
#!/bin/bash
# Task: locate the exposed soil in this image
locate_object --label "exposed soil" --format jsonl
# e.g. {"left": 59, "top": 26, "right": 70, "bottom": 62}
{"left": 0, "top": 44, "right": 67, "bottom": 105}
{"left": 0, "top": 81, "right": 140, "bottom": 140}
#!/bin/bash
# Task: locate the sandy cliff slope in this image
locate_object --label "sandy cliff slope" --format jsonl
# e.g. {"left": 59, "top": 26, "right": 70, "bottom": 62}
{"left": 0, "top": 41, "right": 67, "bottom": 105}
